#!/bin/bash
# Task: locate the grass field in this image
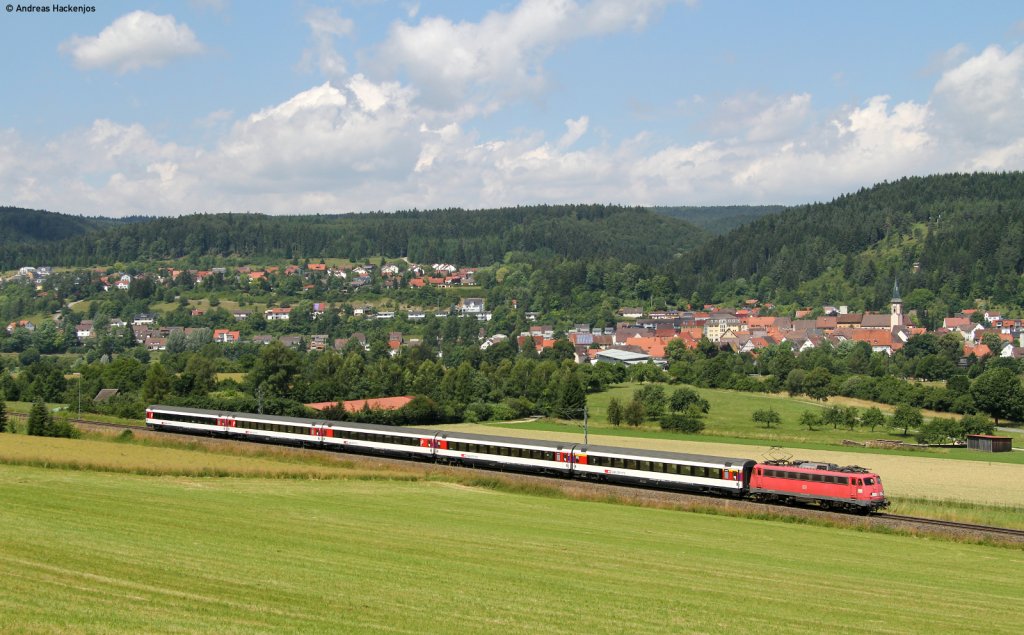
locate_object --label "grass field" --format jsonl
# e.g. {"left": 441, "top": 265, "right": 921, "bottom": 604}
{"left": 1, "top": 452, "right": 1021, "bottom": 633}
{"left": 149, "top": 297, "right": 261, "bottom": 315}
{"left": 583, "top": 382, "right": 1024, "bottom": 448}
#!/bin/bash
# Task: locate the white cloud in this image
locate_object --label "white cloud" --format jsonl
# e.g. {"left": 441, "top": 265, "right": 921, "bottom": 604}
{"left": 714, "top": 93, "right": 813, "bottom": 143}
{"left": 11, "top": 36, "right": 1024, "bottom": 216}
{"left": 378, "top": 0, "right": 670, "bottom": 106}
{"left": 932, "top": 44, "right": 1024, "bottom": 145}
{"left": 557, "top": 116, "right": 589, "bottom": 149}
{"left": 299, "top": 7, "right": 354, "bottom": 78}
{"left": 59, "top": 11, "right": 203, "bottom": 73}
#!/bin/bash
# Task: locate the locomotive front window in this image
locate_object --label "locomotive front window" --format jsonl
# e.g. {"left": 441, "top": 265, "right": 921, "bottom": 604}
{"left": 864, "top": 478, "right": 875, "bottom": 485}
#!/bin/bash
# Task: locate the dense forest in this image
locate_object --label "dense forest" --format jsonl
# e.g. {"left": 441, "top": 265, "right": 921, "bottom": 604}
{"left": 0, "top": 205, "right": 707, "bottom": 269}
{"left": 651, "top": 205, "right": 787, "bottom": 235}
{"left": 0, "top": 207, "right": 125, "bottom": 245}
{"left": 670, "top": 172, "right": 1024, "bottom": 313}
{"left": 6, "top": 172, "right": 1024, "bottom": 314}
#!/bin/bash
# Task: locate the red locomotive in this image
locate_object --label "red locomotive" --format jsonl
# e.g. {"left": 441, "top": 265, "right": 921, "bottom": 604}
{"left": 749, "top": 460, "right": 888, "bottom": 513}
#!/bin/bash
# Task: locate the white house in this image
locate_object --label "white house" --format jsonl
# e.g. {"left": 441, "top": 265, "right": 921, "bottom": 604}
{"left": 265, "top": 307, "right": 292, "bottom": 321}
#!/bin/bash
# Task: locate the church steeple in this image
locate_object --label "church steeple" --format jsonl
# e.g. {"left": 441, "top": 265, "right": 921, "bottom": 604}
{"left": 890, "top": 277, "right": 903, "bottom": 328}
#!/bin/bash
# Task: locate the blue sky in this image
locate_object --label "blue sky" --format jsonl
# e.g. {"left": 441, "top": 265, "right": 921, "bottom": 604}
{"left": 2, "top": 1, "right": 1023, "bottom": 216}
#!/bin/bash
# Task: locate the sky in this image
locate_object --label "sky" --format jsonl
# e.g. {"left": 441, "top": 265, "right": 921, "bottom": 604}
{"left": 1, "top": 1, "right": 1024, "bottom": 217}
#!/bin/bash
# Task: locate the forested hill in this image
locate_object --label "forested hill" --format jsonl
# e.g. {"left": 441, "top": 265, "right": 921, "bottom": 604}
{"left": 670, "top": 172, "right": 1024, "bottom": 311}
{"left": 0, "top": 205, "right": 707, "bottom": 269}
{"left": 650, "top": 205, "right": 787, "bottom": 235}
{"left": 0, "top": 206, "right": 119, "bottom": 245}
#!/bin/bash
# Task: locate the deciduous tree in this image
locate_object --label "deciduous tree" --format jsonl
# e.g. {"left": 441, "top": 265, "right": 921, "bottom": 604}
{"left": 624, "top": 397, "right": 645, "bottom": 427}
{"left": 752, "top": 408, "right": 781, "bottom": 429}
{"left": 970, "top": 367, "right": 1024, "bottom": 424}
{"left": 891, "top": 404, "right": 923, "bottom": 436}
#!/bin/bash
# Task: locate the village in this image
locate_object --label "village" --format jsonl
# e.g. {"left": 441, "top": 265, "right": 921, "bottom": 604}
{"left": 5, "top": 263, "right": 1020, "bottom": 368}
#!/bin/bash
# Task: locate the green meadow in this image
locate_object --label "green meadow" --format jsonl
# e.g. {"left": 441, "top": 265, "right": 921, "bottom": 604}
{"left": 574, "top": 382, "right": 1024, "bottom": 455}
{"left": 1, "top": 435, "right": 1023, "bottom": 633}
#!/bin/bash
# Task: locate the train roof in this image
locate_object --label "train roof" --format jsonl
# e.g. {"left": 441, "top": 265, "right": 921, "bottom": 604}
{"left": 579, "top": 444, "right": 756, "bottom": 467}
{"left": 147, "top": 404, "right": 758, "bottom": 468}
{"left": 432, "top": 429, "right": 575, "bottom": 450}
{"left": 148, "top": 404, "right": 441, "bottom": 437}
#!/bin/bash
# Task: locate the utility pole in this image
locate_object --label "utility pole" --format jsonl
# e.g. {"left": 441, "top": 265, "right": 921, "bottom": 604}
{"left": 583, "top": 403, "right": 588, "bottom": 446}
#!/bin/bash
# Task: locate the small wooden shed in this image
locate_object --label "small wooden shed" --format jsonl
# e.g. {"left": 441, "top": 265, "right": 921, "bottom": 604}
{"left": 966, "top": 434, "right": 1013, "bottom": 453}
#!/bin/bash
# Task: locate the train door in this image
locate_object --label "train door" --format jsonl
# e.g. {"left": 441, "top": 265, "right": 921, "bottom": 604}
{"left": 311, "top": 424, "right": 329, "bottom": 444}
{"left": 216, "top": 416, "right": 235, "bottom": 435}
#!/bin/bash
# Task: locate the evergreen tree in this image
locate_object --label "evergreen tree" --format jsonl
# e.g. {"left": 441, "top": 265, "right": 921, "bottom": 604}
{"left": 606, "top": 397, "right": 623, "bottom": 426}
{"left": 26, "top": 399, "right": 52, "bottom": 436}
{"left": 557, "top": 374, "right": 586, "bottom": 420}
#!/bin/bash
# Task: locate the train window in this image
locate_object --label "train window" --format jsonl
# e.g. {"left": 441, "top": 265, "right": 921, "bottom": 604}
{"left": 612, "top": 458, "right": 624, "bottom": 469}
{"left": 864, "top": 478, "right": 875, "bottom": 485}
{"left": 691, "top": 467, "right": 704, "bottom": 478}
{"left": 824, "top": 475, "right": 835, "bottom": 484}
{"left": 622, "top": 459, "right": 635, "bottom": 470}
{"left": 652, "top": 463, "right": 664, "bottom": 473}
{"left": 811, "top": 474, "right": 823, "bottom": 482}
{"left": 837, "top": 477, "right": 848, "bottom": 485}
{"left": 638, "top": 461, "right": 651, "bottom": 472}
{"left": 665, "top": 463, "right": 678, "bottom": 474}
{"left": 711, "top": 469, "right": 723, "bottom": 479}
{"left": 499, "top": 446, "right": 510, "bottom": 456}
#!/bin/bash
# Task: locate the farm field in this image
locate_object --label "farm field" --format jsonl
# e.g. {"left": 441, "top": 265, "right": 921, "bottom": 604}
{"left": 444, "top": 423, "right": 1024, "bottom": 508}
{"left": 585, "top": 383, "right": 1024, "bottom": 446}
{"left": 1, "top": 452, "right": 1022, "bottom": 634}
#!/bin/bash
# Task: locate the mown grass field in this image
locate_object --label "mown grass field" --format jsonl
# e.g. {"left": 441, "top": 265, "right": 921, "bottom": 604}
{"left": 1, "top": 444, "right": 1022, "bottom": 633}
{"left": 149, "top": 297, "right": 260, "bottom": 315}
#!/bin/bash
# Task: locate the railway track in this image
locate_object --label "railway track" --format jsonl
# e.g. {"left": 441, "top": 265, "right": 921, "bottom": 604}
{"left": 10, "top": 414, "right": 1023, "bottom": 543}
{"left": 875, "top": 513, "right": 1024, "bottom": 539}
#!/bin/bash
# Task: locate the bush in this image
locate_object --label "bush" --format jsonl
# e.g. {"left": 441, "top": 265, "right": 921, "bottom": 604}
{"left": 659, "top": 413, "right": 705, "bottom": 433}
{"left": 489, "top": 403, "right": 518, "bottom": 421}
{"left": 463, "top": 402, "right": 492, "bottom": 423}
{"left": 49, "top": 413, "right": 81, "bottom": 439}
